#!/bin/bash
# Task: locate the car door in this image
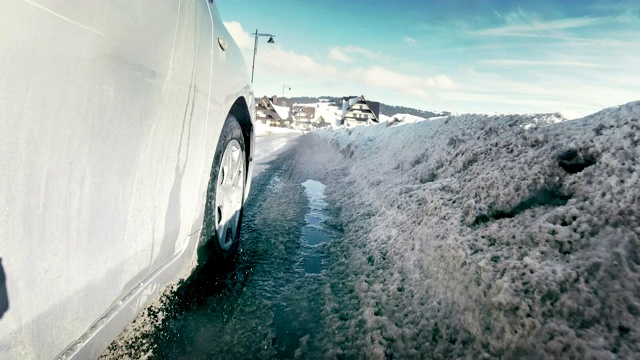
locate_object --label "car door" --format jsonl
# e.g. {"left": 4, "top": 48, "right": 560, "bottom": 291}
{"left": 0, "top": 1, "right": 232, "bottom": 358}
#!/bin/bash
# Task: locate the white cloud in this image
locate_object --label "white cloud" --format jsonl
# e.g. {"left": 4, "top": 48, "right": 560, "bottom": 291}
{"left": 346, "top": 45, "right": 378, "bottom": 59}
{"left": 403, "top": 37, "right": 418, "bottom": 46}
{"left": 475, "top": 15, "right": 603, "bottom": 37}
{"left": 478, "top": 59, "right": 605, "bottom": 68}
{"left": 432, "top": 74, "right": 457, "bottom": 89}
{"left": 439, "top": 65, "right": 640, "bottom": 117}
{"left": 261, "top": 47, "right": 338, "bottom": 77}
{"left": 223, "top": 21, "right": 452, "bottom": 101}
{"left": 223, "top": 21, "right": 254, "bottom": 49}
{"left": 329, "top": 47, "right": 352, "bottom": 63}
{"left": 224, "top": 21, "right": 338, "bottom": 79}
{"left": 328, "top": 45, "right": 378, "bottom": 63}
{"left": 348, "top": 66, "right": 457, "bottom": 100}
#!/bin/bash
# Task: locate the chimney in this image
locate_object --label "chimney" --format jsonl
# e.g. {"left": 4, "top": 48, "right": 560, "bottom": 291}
{"left": 272, "top": 95, "right": 278, "bottom": 104}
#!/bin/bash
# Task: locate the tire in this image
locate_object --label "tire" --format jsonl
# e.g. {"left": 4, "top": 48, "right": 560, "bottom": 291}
{"left": 199, "top": 114, "right": 247, "bottom": 265}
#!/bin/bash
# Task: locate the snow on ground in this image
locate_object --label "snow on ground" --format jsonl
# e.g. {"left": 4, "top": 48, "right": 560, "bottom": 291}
{"left": 254, "top": 122, "right": 301, "bottom": 137}
{"left": 299, "top": 102, "right": 342, "bottom": 127}
{"left": 314, "top": 101, "right": 640, "bottom": 358}
{"left": 379, "top": 113, "right": 393, "bottom": 123}
{"left": 389, "top": 113, "right": 427, "bottom": 124}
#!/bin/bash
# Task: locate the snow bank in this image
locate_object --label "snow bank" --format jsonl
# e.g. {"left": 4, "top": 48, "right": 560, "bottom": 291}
{"left": 314, "top": 101, "right": 640, "bottom": 358}
{"left": 390, "top": 113, "right": 427, "bottom": 124}
{"left": 378, "top": 113, "right": 393, "bottom": 123}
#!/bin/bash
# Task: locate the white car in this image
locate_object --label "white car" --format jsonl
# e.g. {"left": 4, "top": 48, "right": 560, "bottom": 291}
{"left": 0, "top": 1, "right": 254, "bottom": 358}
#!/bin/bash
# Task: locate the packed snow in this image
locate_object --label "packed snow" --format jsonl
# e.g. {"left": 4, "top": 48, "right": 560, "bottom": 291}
{"left": 389, "top": 113, "right": 428, "bottom": 124}
{"left": 310, "top": 102, "right": 342, "bottom": 127}
{"left": 254, "top": 121, "right": 301, "bottom": 137}
{"left": 310, "top": 101, "right": 640, "bottom": 358}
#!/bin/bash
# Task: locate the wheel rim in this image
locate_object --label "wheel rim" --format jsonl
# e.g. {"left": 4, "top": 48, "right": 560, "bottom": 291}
{"left": 214, "top": 139, "right": 245, "bottom": 251}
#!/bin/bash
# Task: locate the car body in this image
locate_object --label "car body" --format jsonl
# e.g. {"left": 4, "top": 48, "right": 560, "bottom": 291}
{"left": 0, "top": 1, "right": 254, "bottom": 358}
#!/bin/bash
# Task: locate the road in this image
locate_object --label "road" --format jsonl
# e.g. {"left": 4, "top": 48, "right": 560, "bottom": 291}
{"left": 252, "top": 132, "right": 301, "bottom": 177}
{"left": 104, "top": 133, "right": 347, "bottom": 359}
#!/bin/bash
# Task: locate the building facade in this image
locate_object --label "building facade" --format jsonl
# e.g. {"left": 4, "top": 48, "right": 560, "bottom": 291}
{"left": 255, "top": 96, "right": 292, "bottom": 127}
{"left": 341, "top": 95, "right": 380, "bottom": 127}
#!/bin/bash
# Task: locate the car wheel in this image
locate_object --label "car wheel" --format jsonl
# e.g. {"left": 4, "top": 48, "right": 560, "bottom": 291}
{"left": 200, "top": 114, "right": 246, "bottom": 264}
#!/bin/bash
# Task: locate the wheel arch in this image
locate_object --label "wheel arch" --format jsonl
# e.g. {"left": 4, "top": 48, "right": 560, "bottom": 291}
{"left": 227, "top": 96, "right": 253, "bottom": 165}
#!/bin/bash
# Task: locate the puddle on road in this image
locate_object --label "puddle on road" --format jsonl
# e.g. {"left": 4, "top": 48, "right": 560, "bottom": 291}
{"left": 300, "top": 180, "right": 334, "bottom": 274}
{"left": 272, "top": 179, "right": 338, "bottom": 357}
{"left": 302, "top": 179, "right": 328, "bottom": 226}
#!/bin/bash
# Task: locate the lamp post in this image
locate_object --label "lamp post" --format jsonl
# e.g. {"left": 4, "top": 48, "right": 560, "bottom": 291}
{"left": 251, "top": 29, "right": 275, "bottom": 84}
{"left": 282, "top": 84, "right": 291, "bottom": 97}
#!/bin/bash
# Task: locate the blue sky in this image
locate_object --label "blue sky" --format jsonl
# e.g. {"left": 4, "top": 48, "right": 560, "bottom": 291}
{"left": 217, "top": 0, "right": 639, "bottom": 118}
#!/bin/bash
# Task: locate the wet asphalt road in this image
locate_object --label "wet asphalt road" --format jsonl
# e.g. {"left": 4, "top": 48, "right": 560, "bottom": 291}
{"left": 126, "top": 134, "right": 344, "bottom": 359}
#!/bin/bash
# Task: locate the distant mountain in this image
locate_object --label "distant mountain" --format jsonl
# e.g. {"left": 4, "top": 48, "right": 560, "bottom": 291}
{"left": 379, "top": 103, "right": 449, "bottom": 119}
{"left": 286, "top": 96, "right": 449, "bottom": 119}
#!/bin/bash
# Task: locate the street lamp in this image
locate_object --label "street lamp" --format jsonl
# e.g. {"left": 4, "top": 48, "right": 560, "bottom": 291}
{"left": 282, "top": 84, "right": 291, "bottom": 97}
{"left": 251, "top": 29, "right": 275, "bottom": 84}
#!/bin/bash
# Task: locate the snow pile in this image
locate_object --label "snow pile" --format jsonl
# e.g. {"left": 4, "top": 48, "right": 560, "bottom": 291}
{"left": 519, "top": 112, "right": 568, "bottom": 130}
{"left": 314, "top": 101, "right": 640, "bottom": 358}
{"left": 299, "top": 102, "right": 342, "bottom": 127}
{"left": 390, "top": 113, "right": 427, "bottom": 124}
{"left": 378, "top": 113, "right": 393, "bottom": 123}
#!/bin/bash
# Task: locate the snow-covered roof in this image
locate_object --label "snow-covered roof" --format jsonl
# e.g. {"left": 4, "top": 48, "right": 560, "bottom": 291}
{"left": 272, "top": 104, "right": 290, "bottom": 120}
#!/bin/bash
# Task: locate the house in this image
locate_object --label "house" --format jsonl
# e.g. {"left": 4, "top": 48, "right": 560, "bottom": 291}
{"left": 271, "top": 95, "right": 294, "bottom": 110}
{"left": 292, "top": 106, "right": 316, "bottom": 130}
{"left": 255, "top": 96, "right": 292, "bottom": 127}
{"left": 341, "top": 95, "right": 380, "bottom": 127}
